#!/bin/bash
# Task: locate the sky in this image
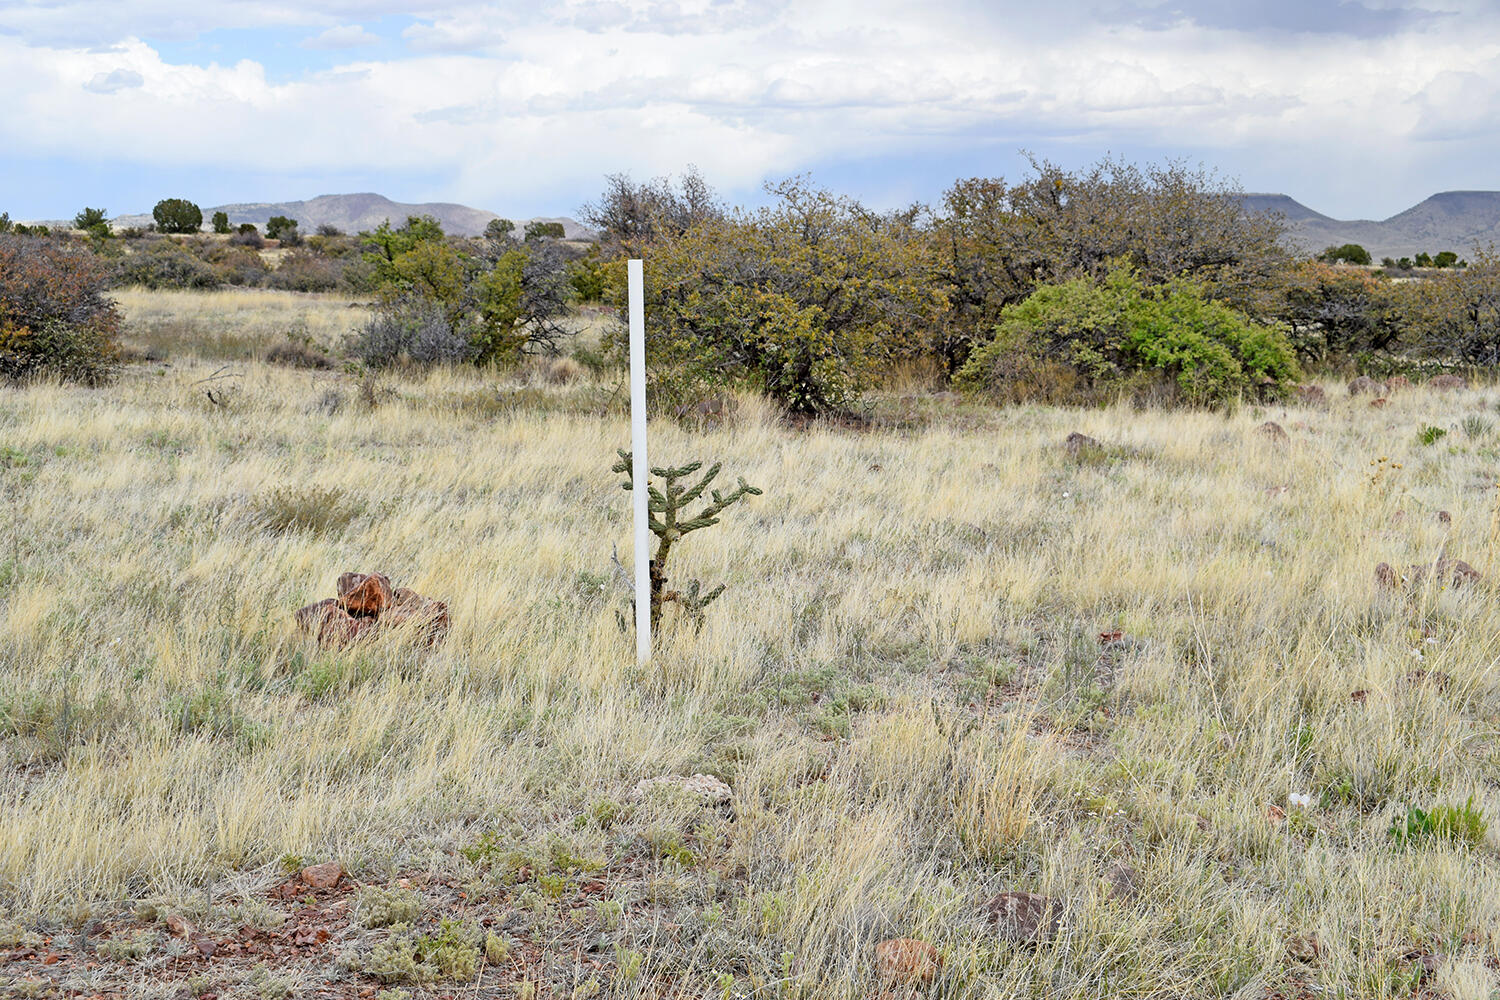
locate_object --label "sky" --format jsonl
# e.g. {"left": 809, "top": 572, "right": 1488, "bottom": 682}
{"left": 2, "top": 0, "right": 1499, "bottom": 223}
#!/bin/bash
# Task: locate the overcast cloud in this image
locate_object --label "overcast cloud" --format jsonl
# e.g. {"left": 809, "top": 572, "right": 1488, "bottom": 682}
{"left": 1, "top": 0, "right": 1497, "bottom": 220}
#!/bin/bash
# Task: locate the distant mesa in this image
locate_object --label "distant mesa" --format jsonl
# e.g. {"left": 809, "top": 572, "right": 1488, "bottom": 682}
{"left": 1239, "top": 190, "right": 1500, "bottom": 259}
{"left": 107, "top": 192, "right": 592, "bottom": 240}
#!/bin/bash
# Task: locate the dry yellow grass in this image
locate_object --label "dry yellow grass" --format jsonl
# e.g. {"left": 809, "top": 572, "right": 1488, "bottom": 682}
{"left": 1, "top": 348, "right": 1499, "bottom": 997}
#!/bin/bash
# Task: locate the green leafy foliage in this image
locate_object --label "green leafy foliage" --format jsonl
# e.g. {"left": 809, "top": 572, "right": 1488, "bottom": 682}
{"left": 615, "top": 177, "right": 942, "bottom": 414}
{"left": 956, "top": 264, "right": 1299, "bottom": 407}
{"left": 152, "top": 198, "right": 203, "bottom": 234}
{"left": 1319, "top": 243, "right": 1372, "bottom": 266}
{"left": 72, "top": 207, "right": 110, "bottom": 238}
{"left": 211, "top": 211, "right": 230, "bottom": 234}
{"left": 1388, "top": 797, "right": 1487, "bottom": 847}
{"left": 265, "top": 215, "right": 298, "bottom": 241}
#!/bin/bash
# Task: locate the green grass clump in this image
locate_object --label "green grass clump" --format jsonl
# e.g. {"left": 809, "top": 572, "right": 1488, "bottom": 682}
{"left": 1416, "top": 425, "right": 1448, "bottom": 446}
{"left": 367, "top": 919, "right": 481, "bottom": 984}
{"left": 1388, "top": 797, "right": 1487, "bottom": 847}
{"left": 249, "top": 485, "right": 363, "bottom": 535}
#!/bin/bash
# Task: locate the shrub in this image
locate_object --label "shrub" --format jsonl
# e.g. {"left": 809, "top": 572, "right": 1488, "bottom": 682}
{"left": 266, "top": 250, "right": 344, "bottom": 292}
{"left": 211, "top": 211, "right": 230, "bottom": 234}
{"left": 1319, "top": 243, "right": 1372, "bottom": 266}
{"left": 152, "top": 198, "right": 203, "bottom": 234}
{"left": 956, "top": 264, "right": 1300, "bottom": 407}
{"left": 0, "top": 235, "right": 121, "bottom": 385}
{"left": 354, "top": 886, "right": 425, "bottom": 928}
{"left": 72, "top": 207, "right": 110, "bottom": 238}
{"left": 523, "top": 220, "right": 565, "bottom": 241}
{"left": 250, "top": 486, "right": 364, "bottom": 535}
{"left": 114, "top": 240, "right": 220, "bottom": 290}
{"left": 1388, "top": 797, "right": 1487, "bottom": 847}
{"left": 230, "top": 227, "right": 265, "bottom": 249}
{"left": 349, "top": 299, "right": 475, "bottom": 369}
{"left": 266, "top": 215, "right": 298, "bottom": 241}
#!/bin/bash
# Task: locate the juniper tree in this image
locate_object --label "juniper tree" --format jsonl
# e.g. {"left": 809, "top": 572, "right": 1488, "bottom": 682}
{"left": 613, "top": 449, "right": 761, "bottom": 629}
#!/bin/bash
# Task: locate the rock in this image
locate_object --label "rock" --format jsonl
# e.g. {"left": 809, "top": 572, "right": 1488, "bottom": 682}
{"left": 630, "top": 773, "right": 732, "bottom": 805}
{"left": 1295, "top": 383, "right": 1327, "bottom": 406}
{"left": 1437, "top": 510, "right": 1451, "bottom": 525}
{"left": 1377, "top": 558, "right": 1481, "bottom": 590}
{"left": 1063, "top": 432, "right": 1102, "bottom": 455}
{"left": 671, "top": 394, "right": 738, "bottom": 423}
{"left": 294, "top": 598, "right": 342, "bottom": 632}
{"left": 191, "top": 933, "right": 218, "bottom": 958}
{"left": 383, "top": 588, "right": 451, "bottom": 646}
{"left": 1408, "top": 558, "right": 1482, "bottom": 588}
{"left": 874, "top": 938, "right": 941, "bottom": 985}
{"left": 300, "top": 861, "right": 342, "bottom": 889}
{"left": 984, "top": 891, "right": 1061, "bottom": 943}
{"left": 1350, "top": 689, "right": 1369, "bottom": 704}
{"left": 165, "top": 913, "right": 196, "bottom": 938}
{"left": 1369, "top": 397, "right": 1388, "bottom": 408}
{"left": 337, "top": 572, "right": 392, "bottom": 616}
{"left": 1266, "top": 804, "right": 1286, "bottom": 822}
{"left": 1348, "top": 375, "right": 1386, "bottom": 396}
{"left": 1385, "top": 375, "right": 1412, "bottom": 392}
{"left": 1429, "top": 374, "right": 1467, "bottom": 390}
{"left": 1256, "top": 421, "right": 1288, "bottom": 442}
{"left": 316, "top": 605, "right": 374, "bottom": 649}
{"left": 1286, "top": 933, "right": 1321, "bottom": 962}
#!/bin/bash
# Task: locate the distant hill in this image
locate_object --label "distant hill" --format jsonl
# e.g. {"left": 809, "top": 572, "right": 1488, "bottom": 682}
{"left": 109, "top": 193, "right": 592, "bottom": 240}
{"left": 1242, "top": 190, "right": 1500, "bottom": 259}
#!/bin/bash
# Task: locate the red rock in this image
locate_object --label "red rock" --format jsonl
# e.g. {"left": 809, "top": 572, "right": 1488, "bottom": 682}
{"left": 1063, "top": 432, "right": 1102, "bottom": 455}
{"left": 300, "top": 861, "right": 342, "bottom": 889}
{"left": 1369, "top": 397, "right": 1388, "bottom": 408}
{"left": 383, "top": 588, "right": 450, "bottom": 646}
{"left": 1437, "top": 510, "right": 1451, "bottom": 525}
{"left": 191, "top": 934, "right": 217, "bottom": 957}
{"left": 1428, "top": 374, "right": 1467, "bottom": 391}
{"left": 874, "top": 938, "right": 941, "bottom": 984}
{"left": 1385, "top": 375, "right": 1412, "bottom": 392}
{"left": 294, "top": 598, "right": 341, "bottom": 632}
{"left": 337, "top": 572, "right": 392, "bottom": 616}
{"left": 1350, "top": 689, "right": 1369, "bottom": 704}
{"left": 165, "top": 914, "right": 196, "bottom": 938}
{"left": 1295, "top": 384, "right": 1327, "bottom": 406}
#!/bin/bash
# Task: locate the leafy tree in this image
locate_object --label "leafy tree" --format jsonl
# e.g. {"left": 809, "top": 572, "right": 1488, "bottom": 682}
{"left": 237, "top": 223, "right": 259, "bottom": 235}
{"left": 211, "top": 211, "right": 230, "bottom": 234}
{"left": 1434, "top": 250, "right": 1459, "bottom": 268}
{"left": 1397, "top": 257, "right": 1414, "bottom": 270}
{"left": 568, "top": 250, "right": 607, "bottom": 302}
{"left": 1415, "top": 252, "right": 1433, "bottom": 268}
{"left": 1381, "top": 257, "right": 1396, "bottom": 268}
{"left": 956, "top": 264, "right": 1299, "bottom": 407}
{"left": 0, "top": 213, "right": 11, "bottom": 234}
{"left": 931, "top": 155, "right": 1290, "bottom": 373}
{"left": 152, "top": 198, "right": 203, "bottom": 234}
{"left": 1399, "top": 249, "right": 1500, "bottom": 365}
{"left": 484, "top": 219, "right": 515, "bottom": 240}
{"left": 315, "top": 223, "right": 344, "bottom": 237}
{"left": 0, "top": 236, "right": 121, "bottom": 384}
{"left": 618, "top": 178, "right": 943, "bottom": 414}
{"left": 266, "top": 215, "right": 298, "bottom": 241}
{"left": 524, "top": 221, "right": 565, "bottom": 241}
{"left": 73, "top": 207, "right": 110, "bottom": 237}
{"left": 1319, "top": 243, "right": 1372, "bottom": 266}
{"left": 581, "top": 165, "right": 721, "bottom": 254}
{"left": 1280, "top": 260, "right": 1401, "bottom": 362}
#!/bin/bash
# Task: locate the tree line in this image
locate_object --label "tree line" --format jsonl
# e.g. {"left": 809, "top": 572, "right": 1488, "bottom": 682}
{"left": 3, "top": 158, "right": 1498, "bottom": 407}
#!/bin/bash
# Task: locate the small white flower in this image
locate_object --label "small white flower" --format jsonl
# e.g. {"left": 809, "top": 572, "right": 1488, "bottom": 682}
{"left": 1288, "top": 792, "right": 1312, "bottom": 809}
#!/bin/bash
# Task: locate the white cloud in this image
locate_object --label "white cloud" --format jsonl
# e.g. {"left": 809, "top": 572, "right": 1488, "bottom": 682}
{"left": 83, "top": 68, "right": 145, "bottom": 93}
{"left": 301, "top": 24, "right": 380, "bottom": 49}
{"left": 2, "top": 0, "right": 1500, "bottom": 216}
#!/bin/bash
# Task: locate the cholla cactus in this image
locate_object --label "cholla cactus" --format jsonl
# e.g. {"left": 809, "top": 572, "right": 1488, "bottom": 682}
{"left": 612, "top": 449, "right": 761, "bottom": 629}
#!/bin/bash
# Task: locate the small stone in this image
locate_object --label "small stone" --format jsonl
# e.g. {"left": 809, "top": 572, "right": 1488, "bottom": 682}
{"left": 191, "top": 933, "right": 217, "bottom": 958}
{"left": 1428, "top": 374, "right": 1467, "bottom": 391}
{"left": 301, "top": 861, "right": 343, "bottom": 889}
{"left": 383, "top": 588, "right": 451, "bottom": 646}
{"left": 1437, "top": 510, "right": 1451, "bottom": 525}
{"left": 1256, "top": 421, "right": 1288, "bottom": 442}
{"left": 1350, "top": 689, "right": 1369, "bottom": 704}
{"left": 1406, "top": 669, "right": 1452, "bottom": 691}
{"left": 1286, "top": 933, "right": 1321, "bottom": 962}
{"left": 1408, "top": 558, "right": 1482, "bottom": 588}
{"left": 984, "top": 891, "right": 1061, "bottom": 943}
{"left": 874, "top": 938, "right": 941, "bottom": 985}
{"left": 337, "top": 572, "right": 392, "bottom": 616}
{"left": 165, "top": 913, "right": 196, "bottom": 938}
{"left": 1348, "top": 375, "right": 1386, "bottom": 396}
{"left": 1385, "top": 375, "right": 1412, "bottom": 392}
{"left": 1369, "top": 397, "right": 1388, "bottom": 408}
{"left": 1266, "top": 804, "right": 1286, "bottom": 822}
{"left": 1375, "top": 562, "right": 1399, "bottom": 589}
{"left": 1295, "top": 384, "right": 1327, "bottom": 406}
{"left": 1063, "top": 432, "right": 1102, "bottom": 455}
{"left": 630, "top": 773, "right": 732, "bottom": 805}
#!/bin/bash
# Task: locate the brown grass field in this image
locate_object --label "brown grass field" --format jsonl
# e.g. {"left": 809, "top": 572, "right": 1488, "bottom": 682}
{"left": 1, "top": 290, "right": 1498, "bottom": 999}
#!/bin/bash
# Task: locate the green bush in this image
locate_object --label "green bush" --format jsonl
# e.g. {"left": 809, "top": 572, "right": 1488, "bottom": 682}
{"left": 153, "top": 198, "right": 203, "bottom": 234}
{"left": 0, "top": 235, "right": 121, "bottom": 385}
{"left": 1319, "top": 243, "right": 1372, "bottom": 266}
{"left": 1388, "top": 797, "right": 1487, "bottom": 847}
{"left": 955, "top": 265, "right": 1300, "bottom": 407}
{"left": 211, "top": 211, "right": 230, "bottom": 234}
